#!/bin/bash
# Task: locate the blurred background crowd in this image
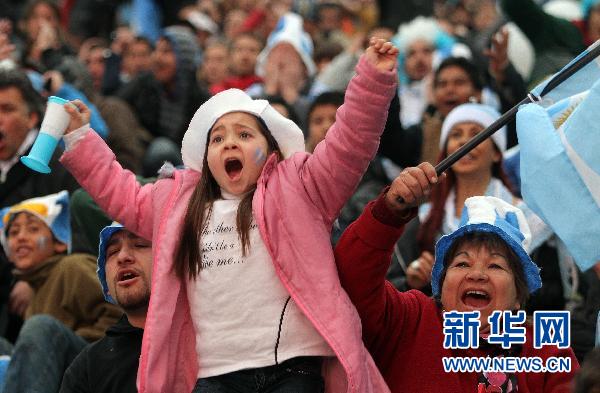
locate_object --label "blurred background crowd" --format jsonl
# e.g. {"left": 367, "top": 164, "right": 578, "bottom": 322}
{"left": 0, "top": 0, "right": 599, "bottom": 391}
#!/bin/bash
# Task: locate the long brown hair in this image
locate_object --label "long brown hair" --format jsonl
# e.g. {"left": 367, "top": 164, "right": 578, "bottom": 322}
{"left": 417, "top": 142, "right": 514, "bottom": 254}
{"left": 174, "top": 116, "right": 281, "bottom": 280}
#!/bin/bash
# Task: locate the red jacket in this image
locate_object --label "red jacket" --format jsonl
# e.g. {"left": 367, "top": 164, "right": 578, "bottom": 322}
{"left": 334, "top": 199, "right": 579, "bottom": 393}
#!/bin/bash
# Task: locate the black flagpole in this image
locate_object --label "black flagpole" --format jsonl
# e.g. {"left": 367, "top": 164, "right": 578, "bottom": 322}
{"left": 434, "top": 39, "right": 600, "bottom": 176}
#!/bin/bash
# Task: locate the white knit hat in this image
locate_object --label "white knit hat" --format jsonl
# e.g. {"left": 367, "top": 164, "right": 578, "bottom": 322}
{"left": 439, "top": 103, "right": 506, "bottom": 153}
{"left": 181, "top": 88, "right": 305, "bottom": 172}
{"left": 255, "top": 12, "right": 316, "bottom": 78}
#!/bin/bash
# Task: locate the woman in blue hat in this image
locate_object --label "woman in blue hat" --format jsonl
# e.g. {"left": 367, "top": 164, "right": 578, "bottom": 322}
{"left": 334, "top": 162, "right": 579, "bottom": 393}
{"left": 395, "top": 103, "right": 567, "bottom": 314}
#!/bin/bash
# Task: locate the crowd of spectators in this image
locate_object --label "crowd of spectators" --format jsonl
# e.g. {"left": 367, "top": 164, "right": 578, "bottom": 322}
{"left": 0, "top": 0, "right": 598, "bottom": 392}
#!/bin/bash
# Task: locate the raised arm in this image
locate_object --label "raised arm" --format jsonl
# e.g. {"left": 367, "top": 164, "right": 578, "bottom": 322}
{"left": 298, "top": 38, "right": 398, "bottom": 225}
{"left": 335, "top": 163, "right": 441, "bottom": 349}
{"left": 59, "top": 100, "right": 155, "bottom": 239}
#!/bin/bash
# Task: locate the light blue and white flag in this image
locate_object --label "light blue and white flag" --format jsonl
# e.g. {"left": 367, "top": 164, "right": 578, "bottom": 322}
{"left": 531, "top": 41, "right": 600, "bottom": 107}
{"left": 516, "top": 56, "right": 600, "bottom": 271}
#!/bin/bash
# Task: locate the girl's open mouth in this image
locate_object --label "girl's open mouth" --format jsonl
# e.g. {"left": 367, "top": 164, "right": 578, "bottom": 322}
{"left": 225, "top": 158, "right": 243, "bottom": 180}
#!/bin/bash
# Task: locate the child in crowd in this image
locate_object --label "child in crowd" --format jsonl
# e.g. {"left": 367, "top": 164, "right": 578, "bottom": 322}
{"left": 0, "top": 191, "right": 121, "bottom": 393}
{"left": 305, "top": 91, "right": 344, "bottom": 153}
{"left": 0, "top": 191, "right": 120, "bottom": 339}
{"left": 59, "top": 38, "right": 398, "bottom": 393}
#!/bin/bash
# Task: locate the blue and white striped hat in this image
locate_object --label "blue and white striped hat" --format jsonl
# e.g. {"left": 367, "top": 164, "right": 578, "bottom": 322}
{"left": 432, "top": 196, "right": 542, "bottom": 296}
{"left": 97, "top": 222, "right": 124, "bottom": 304}
{"left": 0, "top": 190, "right": 71, "bottom": 253}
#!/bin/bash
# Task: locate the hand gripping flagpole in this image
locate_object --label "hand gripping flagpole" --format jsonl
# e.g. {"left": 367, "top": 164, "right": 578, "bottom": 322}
{"left": 434, "top": 40, "right": 600, "bottom": 176}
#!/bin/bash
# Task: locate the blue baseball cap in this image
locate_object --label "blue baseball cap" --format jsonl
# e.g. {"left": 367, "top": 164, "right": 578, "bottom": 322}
{"left": 97, "top": 222, "right": 125, "bottom": 304}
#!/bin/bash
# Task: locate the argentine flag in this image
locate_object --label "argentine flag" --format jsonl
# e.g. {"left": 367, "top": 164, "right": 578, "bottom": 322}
{"left": 516, "top": 41, "right": 600, "bottom": 271}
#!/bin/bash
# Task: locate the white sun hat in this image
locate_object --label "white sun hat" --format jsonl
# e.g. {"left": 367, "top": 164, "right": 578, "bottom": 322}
{"left": 181, "top": 88, "right": 305, "bottom": 171}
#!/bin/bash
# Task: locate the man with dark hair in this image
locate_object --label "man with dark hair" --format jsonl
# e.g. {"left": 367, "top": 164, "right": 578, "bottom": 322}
{"left": 431, "top": 57, "right": 485, "bottom": 119}
{"left": 0, "top": 68, "right": 78, "bottom": 207}
{"left": 211, "top": 33, "right": 264, "bottom": 94}
{"left": 60, "top": 223, "right": 152, "bottom": 393}
{"left": 376, "top": 56, "right": 486, "bottom": 170}
{"left": 0, "top": 68, "right": 79, "bottom": 341}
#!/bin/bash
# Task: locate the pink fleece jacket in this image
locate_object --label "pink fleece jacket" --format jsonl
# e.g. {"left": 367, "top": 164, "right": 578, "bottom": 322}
{"left": 61, "top": 56, "right": 396, "bottom": 393}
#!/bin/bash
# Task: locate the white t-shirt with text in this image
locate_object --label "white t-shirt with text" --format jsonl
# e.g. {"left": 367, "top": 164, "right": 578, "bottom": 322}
{"left": 187, "top": 191, "right": 333, "bottom": 378}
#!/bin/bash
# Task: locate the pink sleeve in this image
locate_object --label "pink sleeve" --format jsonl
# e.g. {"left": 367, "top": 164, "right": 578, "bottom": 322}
{"left": 298, "top": 55, "right": 397, "bottom": 225}
{"left": 60, "top": 131, "right": 154, "bottom": 240}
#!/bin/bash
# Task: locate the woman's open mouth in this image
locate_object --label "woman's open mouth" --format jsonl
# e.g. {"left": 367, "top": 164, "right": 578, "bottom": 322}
{"left": 461, "top": 290, "right": 491, "bottom": 309}
{"left": 225, "top": 158, "right": 243, "bottom": 180}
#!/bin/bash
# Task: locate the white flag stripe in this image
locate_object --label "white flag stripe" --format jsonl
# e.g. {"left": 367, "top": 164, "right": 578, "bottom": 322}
{"left": 558, "top": 126, "right": 600, "bottom": 207}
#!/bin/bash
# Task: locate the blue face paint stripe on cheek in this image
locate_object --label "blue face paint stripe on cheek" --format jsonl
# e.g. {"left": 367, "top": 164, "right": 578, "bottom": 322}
{"left": 37, "top": 236, "right": 49, "bottom": 250}
{"left": 254, "top": 148, "right": 266, "bottom": 165}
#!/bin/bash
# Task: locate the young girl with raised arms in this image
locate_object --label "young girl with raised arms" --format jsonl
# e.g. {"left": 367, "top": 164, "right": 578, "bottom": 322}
{"left": 59, "top": 38, "right": 398, "bottom": 393}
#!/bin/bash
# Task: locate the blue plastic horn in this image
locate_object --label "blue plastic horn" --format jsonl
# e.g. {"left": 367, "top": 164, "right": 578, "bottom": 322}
{"left": 21, "top": 96, "right": 70, "bottom": 174}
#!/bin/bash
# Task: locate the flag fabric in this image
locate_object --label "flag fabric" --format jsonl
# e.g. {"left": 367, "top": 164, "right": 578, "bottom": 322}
{"left": 516, "top": 62, "right": 600, "bottom": 271}
{"left": 531, "top": 40, "right": 600, "bottom": 105}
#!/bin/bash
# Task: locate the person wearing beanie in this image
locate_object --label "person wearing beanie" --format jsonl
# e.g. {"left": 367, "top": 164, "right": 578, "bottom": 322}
{"left": 334, "top": 164, "right": 579, "bottom": 392}
{"left": 60, "top": 223, "right": 152, "bottom": 393}
{"left": 247, "top": 12, "right": 317, "bottom": 129}
{"left": 394, "top": 104, "right": 564, "bottom": 312}
{"left": 394, "top": 17, "right": 438, "bottom": 129}
{"left": 117, "top": 25, "right": 210, "bottom": 176}
{"left": 0, "top": 191, "right": 121, "bottom": 393}
{"left": 59, "top": 38, "right": 399, "bottom": 392}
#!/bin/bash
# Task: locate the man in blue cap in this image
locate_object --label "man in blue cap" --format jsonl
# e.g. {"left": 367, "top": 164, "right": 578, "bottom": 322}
{"left": 60, "top": 223, "right": 152, "bottom": 393}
